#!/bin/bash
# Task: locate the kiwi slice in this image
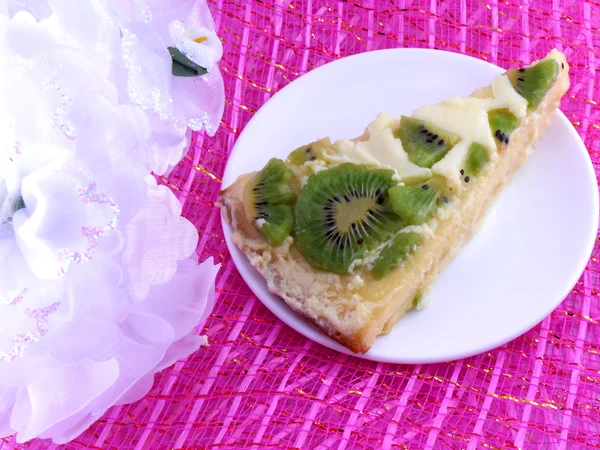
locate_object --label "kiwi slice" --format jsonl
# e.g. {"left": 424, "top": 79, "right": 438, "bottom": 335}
{"left": 288, "top": 144, "right": 317, "bottom": 165}
{"left": 243, "top": 158, "right": 296, "bottom": 245}
{"left": 464, "top": 143, "right": 490, "bottom": 176}
{"left": 507, "top": 59, "right": 559, "bottom": 110}
{"left": 388, "top": 178, "right": 444, "bottom": 226}
{"left": 295, "top": 164, "right": 403, "bottom": 274}
{"left": 488, "top": 109, "right": 520, "bottom": 146}
{"left": 287, "top": 139, "right": 331, "bottom": 166}
{"left": 371, "top": 232, "right": 420, "bottom": 279}
{"left": 394, "top": 116, "right": 461, "bottom": 168}
{"left": 412, "top": 291, "right": 423, "bottom": 308}
{"left": 249, "top": 158, "right": 296, "bottom": 205}
{"left": 258, "top": 204, "right": 294, "bottom": 246}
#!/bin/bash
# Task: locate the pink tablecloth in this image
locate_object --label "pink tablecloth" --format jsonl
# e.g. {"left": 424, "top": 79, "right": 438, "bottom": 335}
{"left": 3, "top": 0, "right": 600, "bottom": 448}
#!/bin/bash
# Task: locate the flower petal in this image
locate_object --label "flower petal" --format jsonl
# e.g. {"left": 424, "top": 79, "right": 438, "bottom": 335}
{"left": 14, "top": 163, "right": 120, "bottom": 279}
{"left": 123, "top": 179, "right": 198, "bottom": 301}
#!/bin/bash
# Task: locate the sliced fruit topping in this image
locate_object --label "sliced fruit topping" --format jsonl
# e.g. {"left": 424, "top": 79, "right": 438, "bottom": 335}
{"left": 388, "top": 178, "right": 445, "bottom": 226}
{"left": 507, "top": 59, "right": 559, "bottom": 110}
{"left": 288, "top": 144, "right": 316, "bottom": 165}
{"left": 243, "top": 158, "right": 296, "bottom": 245}
{"left": 488, "top": 109, "right": 520, "bottom": 146}
{"left": 251, "top": 158, "right": 296, "bottom": 205}
{"left": 394, "top": 116, "right": 461, "bottom": 168}
{"left": 295, "top": 164, "right": 403, "bottom": 274}
{"left": 412, "top": 291, "right": 423, "bottom": 308}
{"left": 287, "top": 138, "right": 332, "bottom": 166}
{"left": 258, "top": 204, "right": 294, "bottom": 246}
{"left": 464, "top": 143, "right": 490, "bottom": 176}
{"left": 371, "top": 232, "right": 420, "bottom": 279}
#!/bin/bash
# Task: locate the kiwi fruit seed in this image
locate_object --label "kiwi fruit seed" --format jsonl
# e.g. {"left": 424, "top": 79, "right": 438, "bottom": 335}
{"left": 257, "top": 204, "right": 294, "bottom": 246}
{"left": 394, "top": 116, "right": 461, "bottom": 168}
{"left": 371, "top": 232, "right": 420, "bottom": 279}
{"left": 294, "top": 163, "right": 404, "bottom": 274}
{"left": 243, "top": 158, "right": 296, "bottom": 245}
{"left": 507, "top": 59, "right": 559, "bottom": 110}
{"left": 464, "top": 143, "right": 490, "bottom": 176}
{"left": 488, "top": 109, "right": 520, "bottom": 146}
{"left": 388, "top": 178, "right": 445, "bottom": 226}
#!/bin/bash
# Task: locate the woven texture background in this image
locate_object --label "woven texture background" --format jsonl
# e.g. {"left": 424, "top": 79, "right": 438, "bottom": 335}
{"left": 3, "top": 0, "right": 600, "bottom": 448}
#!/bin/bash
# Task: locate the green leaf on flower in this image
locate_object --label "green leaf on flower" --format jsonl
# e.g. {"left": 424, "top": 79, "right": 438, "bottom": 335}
{"left": 14, "top": 196, "right": 25, "bottom": 212}
{"left": 168, "top": 46, "right": 208, "bottom": 77}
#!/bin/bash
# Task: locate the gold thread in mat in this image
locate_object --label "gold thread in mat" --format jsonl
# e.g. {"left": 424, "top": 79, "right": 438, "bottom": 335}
{"left": 191, "top": 163, "right": 223, "bottom": 183}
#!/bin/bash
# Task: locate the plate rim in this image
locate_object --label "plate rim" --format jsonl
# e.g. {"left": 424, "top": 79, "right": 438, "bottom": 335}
{"left": 220, "top": 47, "right": 599, "bottom": 364}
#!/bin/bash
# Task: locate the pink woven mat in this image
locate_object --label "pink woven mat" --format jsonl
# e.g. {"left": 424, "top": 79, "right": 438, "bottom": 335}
{"left": 3, "top": 0, "right": 600, "bottom": 448}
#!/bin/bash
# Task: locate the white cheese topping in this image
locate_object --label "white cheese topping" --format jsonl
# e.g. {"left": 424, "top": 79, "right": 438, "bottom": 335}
{"left": 414, "top": 97, "right": 497, "bottom": 153}
{"left": 317, "top": 74, "right": 526, "bottom": 190}
{"left": 414, "top": 74, "right": 527, "bottom": 186}
{"left": 485, "top": 75, "right": 529, "bottom": 119}
{"left": 299, "top": 158, "right": 328, "bottom": 187}
{"left": 326, "top": 113, "right": 431, "bottom": 181}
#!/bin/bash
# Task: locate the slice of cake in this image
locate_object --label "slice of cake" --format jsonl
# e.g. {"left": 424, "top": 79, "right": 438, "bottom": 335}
{"left": 220, "top": 50, "right": 570, "bottom": 353}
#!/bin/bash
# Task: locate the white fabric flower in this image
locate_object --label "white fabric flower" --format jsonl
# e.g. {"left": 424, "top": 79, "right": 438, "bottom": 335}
{"left": 169, "top": 20, "right": 222, "bottom": 72}
{"left": 4, "top": 0, "right": 52, "bottom": 19}
{"left": 0, "top": 1, "right": 222, "bottom": 443}
{"left": 4, "top": 0, "right": 225, "bottom": 175}
{"left": 114, "top": 0, "right": 225, "bottom": 174}
{"left": 0, "top": 175, "right": 218, "bottom": 443}
{"left": 0, "top": 181, "right": 13, "bottom": 227}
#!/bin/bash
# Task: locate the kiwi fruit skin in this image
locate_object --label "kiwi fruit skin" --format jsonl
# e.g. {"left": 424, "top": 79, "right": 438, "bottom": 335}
{"left": 394, "top": 116, "right": 461, "bottom": 168}
{"left": 507, "top": 59, "right": 559, "bottom": 110}
{"left": 388, "top": 179, "right": 443, "bottom": 226}
{"left": 371, "top": 232, "right": 420, "bottom": 279}
{"left": 259, "top": 204, "right": 294, "bottom": 246}
{"left": 464, "top": 143, "right": 490, "bottom": 176}
{"left": 294, "top": 163, "right": 403, "bottom": 274}
{"left": 243, "top": 158, "right": 296, "bottom": 246}
{"left": 488, "top": 109, "right": 520, "bottom": 146}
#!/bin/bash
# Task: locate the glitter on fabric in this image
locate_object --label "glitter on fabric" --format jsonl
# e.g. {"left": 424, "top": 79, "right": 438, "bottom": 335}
{"left": 42, "top": 79, "right": 76, "bottom": 141}
{"left": 0, "top": 294, "right": 60, "bottom": 363}
{"left": 188, "top": 112, "right": 209, "bottom": 132}
{"left": 9, "top": 55, "right": 36, "bottom": 75}
{"left": 0, "top": 288, "right": 26, "bottom": 307}
{"left": 121, "top": 24, "right": 218, "bottom": 136}
{"left": 133, "top": 0, "right": 152, "bottom": 23}
{"left": 3, "top": 0, "right": 600, "bottom": 448}
{"left": 121, "top": 29, "right": 175, "bottom": 122}
{"left": 24, "top": 302, "right": 61, "bottom": 337}
{"left": 55, "top": 178, "right": 120, "bottom": 277}
{"left": 53, "top": 92, "right": 76, "bottom": 141}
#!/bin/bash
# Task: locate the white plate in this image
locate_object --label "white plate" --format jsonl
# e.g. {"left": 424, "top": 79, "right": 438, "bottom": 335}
{"left": 221, "top": 48, "right": 598, "bottom": 364}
